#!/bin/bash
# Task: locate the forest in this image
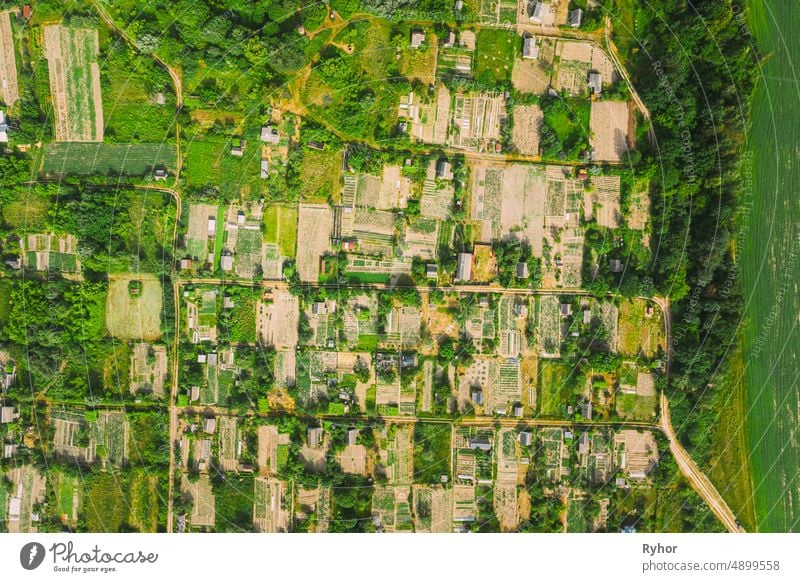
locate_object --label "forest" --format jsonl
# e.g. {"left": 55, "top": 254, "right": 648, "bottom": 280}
{"left": 610, "top": 0, "right": 755, "bottom": 461}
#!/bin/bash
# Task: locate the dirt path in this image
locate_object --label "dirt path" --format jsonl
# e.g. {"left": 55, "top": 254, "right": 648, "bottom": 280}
{"left": 91, "top": 0, "right": 183, "bottom": 107}
{"left": 660, "top": 393, "right": 744, "bottom": 532}
{"left": 603, "top": 16, "right": 656, "bottom": 144}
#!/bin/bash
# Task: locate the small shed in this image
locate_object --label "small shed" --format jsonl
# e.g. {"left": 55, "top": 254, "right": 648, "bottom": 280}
{"left": 588, "top": 72, "right": 602, "bottom": 95}
{"left": 569, "top": 8, "right": 583, "bottom": 28}
{"left": 410, "top": 30, "right": 426, "bottom": 48}
{"left": 522, "top": 36, "right": 539, "bottom": 60}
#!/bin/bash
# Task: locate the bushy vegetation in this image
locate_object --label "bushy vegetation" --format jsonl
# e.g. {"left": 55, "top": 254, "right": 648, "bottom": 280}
{"left": 609, "top": 0, "right": 755, "bottom": 463}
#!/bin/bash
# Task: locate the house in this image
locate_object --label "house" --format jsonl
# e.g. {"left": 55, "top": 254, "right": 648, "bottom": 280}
{"left": 22, "top": 5, "right": 32, "bottom": 20}
{"left": 179, "top": 258, "right": 192, "bottom": 270}
{"left": 341, "top": 239, "right": 356, "bottom": 251}
{"left": 190, "top": 386, "right": 200, "bottom": 401}
{"left": 207, "top": 217, "right": 217, "bottom": 236}
{"left": 435, "top": 159, "right": 453, "bottom": 180}
{"left": 522, "top": 36, "right": 539, "bottom": 60}
{"left": 401, "top": 354, "right": 418, "bottom": 368}
{"left": 468, "top": 437, "right": 492, "bottom": 451}
{"left": 563, "top": 429, "right": 573, "bottom": 440}
{"left": 307, "top": 427, "right": 323, "bottom": 447}
{"left": 513, "top": 403, "right": 524, "bottom": 418}
{"left": 203, "top": 417, "right": 217, "bottom": 434}
{"left": 514, "top": 302, "right": 528, "bottom": 317}
{"left": 454, "top": 0, "right": 464, "bottom": 10}
{"left": 345, "top": 428, "right": 359, "bottom": 446}
{"left": 610, "top": 258, "right": 623, "bottom": 273}
{"left": 230, "top": 139, "right": 245, "bottom": 156}
{"left": 222, "top": 296, "right": 235, "bottom": 309}
{"left": 220, "top": 252, "right": 234, "bottom": 272}
{"left": 478, "top": 296, "right": 489, "bottom": 309}
{"left": 443, "top": 30, "right": 456, "bottom": 48}
{"left": 5, "top": 256, "right": 20, "bottom": 270}
{"left": 581, "top": 401, "right": 593, "bottom": 420}
{"left": 260, "top": 125, "right": 280, "bottom": 144}
{"left": 578, "top": 432, "right": 590, "bottom": 454}
{"left": 153, "top": 167, "right": 168, "bottom": 181}
{"left": 471, "top": 389, "right": 484, "bottom": 406}
{"left": 583, "top": 309, "right": 591, "bottom": 324}
{"left": 455, "top": 252, "right": 473, "bottom": 281}
{"left": 307, "top": 140, "right": 325, "bottom": 151}
{"left": 2, "top": 364, "right": 15, "bottom": 390}
{"left": 645, "top": 305, "right": 655, "bottom": 318}
{"left": 518, "top": 431, "right": 532, "bottom": 446}
{"left": 516, "top": 261, "right": 529, "bottom": 279}
{"left": 569, "top": 8, "right": 583, "bottom": 28}
{"left": 3, "top": 443, "right": 17, "bottom": 458}
{"left": 588, "top": 72, "right": 602, "bottom": 95}
{"left": 312, "top": 301, "right": 328, "bottom": 315}
{"left": 0, "top": 110, "right": 8, "bottom": 143}
{"left": 410, "top": 30, "right": 426, "bottom": 48}
{"left": 560, "top": 303, "right": 572, "bottom": 317}
{"left": 426, "top": 264, "right": 438, "bottom": 279}
{"left": 529, "top": 1, "right": 545, "bottom": 23}
{"left": 0, "top": 406, "right": 17, "bottom": 423}
{"left": 197, "top": 353, "right": 207, "bottom": 364}
{"left": 260, "top": 159, "right": 269, "bottom": 179}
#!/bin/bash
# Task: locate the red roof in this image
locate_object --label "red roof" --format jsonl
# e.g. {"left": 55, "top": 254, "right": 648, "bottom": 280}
{"left": 22, "top": 5, "right": 32, "bottom": 19}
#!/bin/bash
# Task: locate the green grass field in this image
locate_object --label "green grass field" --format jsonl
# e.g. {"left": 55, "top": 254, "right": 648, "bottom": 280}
{"left": 741, "top": 0, "right": 800, "bottom": 532}
{"left": 475, "top": 29, "right": 516, "bottom": 83}
{"left": 263, "top": 204, "right": 298, "bottom": 257}
{"left": 299, "top": 148, "right": 340, "bottom": 201}
{"left": 538, "top": 361, "right": 570, "bottom": 417}
{"left": 184, "top": 140, "right": 224, "bottom": 187}
{"left": 41, "top": 143, "right": 177, "bottom": 176}
{"left": 413, "top": 422, "right": 451, "bottom": 484}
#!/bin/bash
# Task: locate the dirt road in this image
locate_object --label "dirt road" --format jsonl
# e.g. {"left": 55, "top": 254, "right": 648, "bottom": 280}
{"left": 91, "top": 0, "right": 183, "bottom": 107}
{"left": 660, "top": 393, "right": 744, "bottom": 532}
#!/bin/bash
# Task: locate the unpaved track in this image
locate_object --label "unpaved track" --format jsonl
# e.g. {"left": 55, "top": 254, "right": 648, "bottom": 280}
{"left": 660, "top": 393, "right": 744, "bottom": 532}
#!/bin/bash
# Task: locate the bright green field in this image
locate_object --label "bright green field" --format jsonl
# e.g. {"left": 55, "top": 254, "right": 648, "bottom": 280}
{"left": 475, "top": 29, "right": 516, "bottom": 83}
{"left": 742, "top": 0, "right": 800, "bottom": 532}
{"left": 41, "top": 143, "right": 177, "bottom": 176}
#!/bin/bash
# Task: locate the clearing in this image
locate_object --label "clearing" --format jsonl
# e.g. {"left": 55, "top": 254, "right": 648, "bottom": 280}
{"left": 512, "top": 104, "right": 542, "bottom": 156}
{"left": 105, "top": 275, "right": 163, "bottom": 340}
{"left": 589, "top": 100, "right": 630, "bottom": 162}
{"left": 296, "top": 204, "right": 333, "bottom": 282}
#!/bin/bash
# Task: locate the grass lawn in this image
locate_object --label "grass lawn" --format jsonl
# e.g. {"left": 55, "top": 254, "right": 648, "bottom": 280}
{"left": 413, "top": 422, "right": 452, "bottom": 484}
{"left": 475, "top": 29, "right": 517, "bottom": 83}
{"left": 184, "top": 140, "right": 224, "bottom": 188}
{"left": 538, "top": 360, "right": 570, "bottom": 417}
{"left": 213, "top": 474, "right": 254, "bottom": 532}
{"left": 263, "top": 204, "right": 298, "bottom": 258}
{"left": 541, "top": 95, "right": 591, "bottom": 160}
{"left": 299, "top": 148, "right": 341, "bottom": 201}
{"left": 347, "top": 272, "right": 391, "bottom": 284}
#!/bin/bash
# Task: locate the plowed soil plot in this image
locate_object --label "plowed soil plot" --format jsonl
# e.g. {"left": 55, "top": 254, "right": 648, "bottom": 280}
{"left": 296, "top": 204, "right": 333, "bottom": 282}
{"left": 106, "top": 275, "right": 163, "bottom": 340}
{"left": 512, "top": 104, "right": 542, "bottom": 155}
{"left": 44, "top": 25, "right": 104, "bottom": 142}
{"left": 0, "top": 11, "right": 19, "bottom": 106}
{"left": 589, "top": 100, "right": 629, "bottom": 162}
